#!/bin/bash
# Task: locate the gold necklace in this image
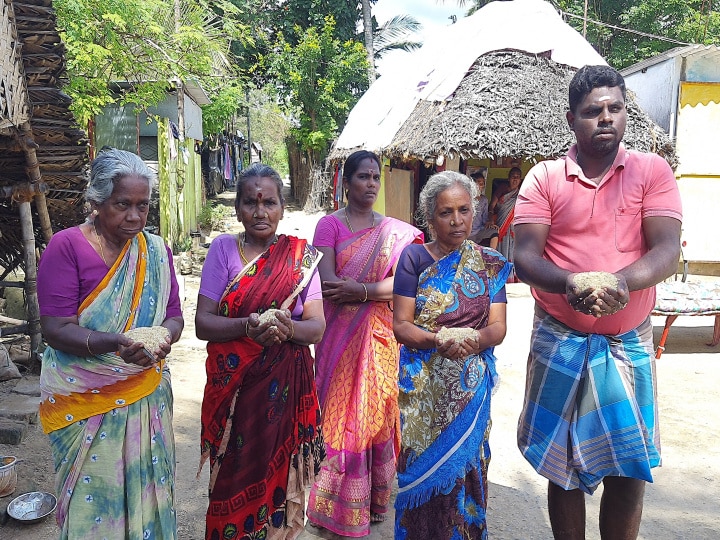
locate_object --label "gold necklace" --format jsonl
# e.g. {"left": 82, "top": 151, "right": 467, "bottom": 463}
{"left": 239, "top": 232, "right": 278, "bottom": 265}
{"left": 239, "top": 233, "right": 249, "bottom": 265}
{"left": 93, "top": 223, "right": 109, "bottom": 266}
{"left": 344, "top": 208, "right": 374, "bottom": 233}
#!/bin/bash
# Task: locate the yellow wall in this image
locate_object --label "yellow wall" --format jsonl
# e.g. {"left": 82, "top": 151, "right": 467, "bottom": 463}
{"left": 158, "top": 119, "right": 204, "bottom": 251}
{"left": 676, "top": 82, "right": 720, "bottom": 262}
{"left": 375, "top": 157, "right": 388, "bottom": 214}
{"left": 676, "top": 82, "right": 720, "bottom": 177}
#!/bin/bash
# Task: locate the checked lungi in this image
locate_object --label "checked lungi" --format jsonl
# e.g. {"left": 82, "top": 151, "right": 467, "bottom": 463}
{"left": 517, "top": 307, "right": 660, "bottom": 494}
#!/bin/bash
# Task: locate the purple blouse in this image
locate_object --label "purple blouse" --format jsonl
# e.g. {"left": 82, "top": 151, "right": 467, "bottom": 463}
{"left": 37, "top": 226, "right": 182, "bottom": 318}
{"left": 394, "top": 243, "right": 507, "bottom": 303}
{"left": 198, "top": 233, "right": 321, "bottom": 319}
{"left": 313, "top": 213, "right": 361, "bottom": 248}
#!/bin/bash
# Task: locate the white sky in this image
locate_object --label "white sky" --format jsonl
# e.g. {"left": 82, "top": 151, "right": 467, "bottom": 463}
{"left": 371, "top": 0, "right": 465, "bottom": 75}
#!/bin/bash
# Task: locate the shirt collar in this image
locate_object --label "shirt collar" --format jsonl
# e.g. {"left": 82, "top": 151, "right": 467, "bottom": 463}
{"left": 566, "top": 143, "right": 627, "bottom": 185}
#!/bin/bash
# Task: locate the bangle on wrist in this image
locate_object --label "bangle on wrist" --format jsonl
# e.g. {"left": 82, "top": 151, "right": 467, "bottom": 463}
{"left": 245, "top": 319, "right": 251, "bottom": 338}
{"left": 287, "top": 321, "right": 295, "bottom": 342}
{"left": 86, "top": 331, "right": 95, "bottom": 356}
{"left": 361, "top": 283, "right": 369, "bottom": 303}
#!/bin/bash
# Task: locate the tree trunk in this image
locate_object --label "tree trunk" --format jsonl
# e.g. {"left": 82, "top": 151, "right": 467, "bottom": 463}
{"left": 361, "top": 0, "right": 376, "bottom": 82}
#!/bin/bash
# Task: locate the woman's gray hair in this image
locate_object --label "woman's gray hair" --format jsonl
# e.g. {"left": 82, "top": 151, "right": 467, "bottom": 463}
{"left": 85, "top": 149, "right": 156, "bottom": 205}
{"left": 235, "top": 163, "right": 284, "bottom": 208}
{"left": 416, "top": 170, "right": 477, "bottom": 229}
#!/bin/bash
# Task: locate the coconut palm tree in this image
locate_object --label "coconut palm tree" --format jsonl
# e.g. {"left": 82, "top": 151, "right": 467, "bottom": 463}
{"left": 361, "top": 0, "right": 376, "bottom": 81}
{"left": 373, "top": 14, "right": 422, "bottom": 59}
{"left": 360, "top": 2, "right": 422, "bottom": 82}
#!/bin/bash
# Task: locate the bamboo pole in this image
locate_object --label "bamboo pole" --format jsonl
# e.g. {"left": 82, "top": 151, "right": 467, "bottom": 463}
{"left": 18, "top": 200, "right": 42, "bottom": 370}
{"left": 18, "top": 122, "right": 53, "bottom": 243}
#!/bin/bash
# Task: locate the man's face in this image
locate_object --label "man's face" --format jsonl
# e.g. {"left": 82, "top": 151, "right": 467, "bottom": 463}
{"left": 567, "top": 85, "right": 626, "bottom": 159}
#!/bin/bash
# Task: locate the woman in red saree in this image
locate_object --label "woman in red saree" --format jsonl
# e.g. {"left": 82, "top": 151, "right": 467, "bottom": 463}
{"left": 196, "top": 164, "right": 326, "bottom": 540}
{"left": 306, "top": 151, "right": 423, "bottom": 537}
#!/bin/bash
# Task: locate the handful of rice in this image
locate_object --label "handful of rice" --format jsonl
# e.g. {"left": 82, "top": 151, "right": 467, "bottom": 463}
{"left": 257, "top": 309, "right": 283, "bottom": 326}
{"left": 573, "top": 272, "right": 619, "bottom": 296}
{"left": 436, "top": 327, "right": 477, "bottom": 345}
{"left": 124, "top": 326, "right": 170, "bottom": 357}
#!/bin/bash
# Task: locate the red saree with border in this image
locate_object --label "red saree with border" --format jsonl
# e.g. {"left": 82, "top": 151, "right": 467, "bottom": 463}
{"left": 200, "top": 235, "right": 324, "bottom": 540}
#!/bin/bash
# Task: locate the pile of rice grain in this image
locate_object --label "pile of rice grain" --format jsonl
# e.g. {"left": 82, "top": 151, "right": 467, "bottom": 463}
{"left": 257, "top": 309, "right": 283, "bottom": 326}
{"left": 573, "top": 271, "right": 618, "bottom": 294}
{"left": 124, "top": 326, "right": 170, "bottom": 356}
{"left": 436, "top": 327, "right": 477, "bottom": 345}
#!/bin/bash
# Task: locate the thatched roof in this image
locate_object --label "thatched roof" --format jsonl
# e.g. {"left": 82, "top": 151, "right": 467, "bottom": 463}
{"left": 0, "top": 0, "right": 88, "bottom": 278}
{"left": 382, "top": 50, "right": 676, "bottom": 166}
{"left": 329, "top": 0, "right": 675, "bottom": 168}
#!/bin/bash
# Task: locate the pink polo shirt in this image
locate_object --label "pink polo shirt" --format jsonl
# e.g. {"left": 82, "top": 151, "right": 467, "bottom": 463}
{"left": 515, "top": 144, "right": 682, "bottom": 335}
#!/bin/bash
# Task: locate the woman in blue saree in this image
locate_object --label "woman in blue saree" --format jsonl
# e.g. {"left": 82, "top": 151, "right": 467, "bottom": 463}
{"left": 392, "top": 171, "right": 512, "bottom": 539}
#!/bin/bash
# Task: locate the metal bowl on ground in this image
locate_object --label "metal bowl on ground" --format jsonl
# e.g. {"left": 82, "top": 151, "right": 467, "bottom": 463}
{"left": 0, "top": 456, "right": 18, "bottom": 497}
{"left": 7, "top": 491, "right": 57, "bottom": 524}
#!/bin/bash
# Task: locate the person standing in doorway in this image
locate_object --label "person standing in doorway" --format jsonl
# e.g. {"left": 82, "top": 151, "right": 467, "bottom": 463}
{"left": 469, "top": 168, "right": 499, "bottom": 249}
{"left": 489, "top": 167, "right": 522, "bottom": 280}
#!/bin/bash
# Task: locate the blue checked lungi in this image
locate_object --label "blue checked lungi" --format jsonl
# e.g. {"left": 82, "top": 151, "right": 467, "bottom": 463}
{"left": 517, "top": 307, "right": 660, "bottom": 494}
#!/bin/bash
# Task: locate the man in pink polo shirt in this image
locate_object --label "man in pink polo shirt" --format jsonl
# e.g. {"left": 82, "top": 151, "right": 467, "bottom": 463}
{"left": 514, "top": 65, "right": 682, "bottom": 540}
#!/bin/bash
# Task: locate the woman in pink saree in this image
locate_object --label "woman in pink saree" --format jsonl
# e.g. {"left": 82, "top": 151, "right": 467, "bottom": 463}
{"left": 306, "top": 151, "right": 423, "bottom": 537}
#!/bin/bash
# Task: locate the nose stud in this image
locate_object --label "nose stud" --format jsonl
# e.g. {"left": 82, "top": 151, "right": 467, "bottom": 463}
{"left": 450, "top": 220, "right": 456, "bottom": 226}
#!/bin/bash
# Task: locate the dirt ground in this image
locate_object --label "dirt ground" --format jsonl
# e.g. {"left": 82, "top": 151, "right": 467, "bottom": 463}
{"left": 2, "top": 192, "right": 719, "bottom": 539}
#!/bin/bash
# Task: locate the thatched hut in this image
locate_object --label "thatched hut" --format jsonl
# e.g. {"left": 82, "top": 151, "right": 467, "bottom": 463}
{"left": 328, "top": 0, "right": 675, "bottom": 220}
{"left": 385, "top": 50, "right": 675, "bottom": 166}
{"left": 0, "top": 0, "right": 88, "bottom": 365}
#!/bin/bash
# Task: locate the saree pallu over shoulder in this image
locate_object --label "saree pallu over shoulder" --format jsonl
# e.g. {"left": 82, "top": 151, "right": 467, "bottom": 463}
{"left": 395, "top": 242, "right": 511, "bottom": 539}
{"left": 200, "top": 235, "right": 324, "bottom": 540}
{"left": 39, "top": 232, "right": 172, "bottom": 434}
{"left": 517, "top": 310, "right": 659, "bottom": 494}
{"left": 315, "top": 217, "right": 422, "bottom": 403}
{"left": 308, "top": 217, "right": 422, "bottom": 537}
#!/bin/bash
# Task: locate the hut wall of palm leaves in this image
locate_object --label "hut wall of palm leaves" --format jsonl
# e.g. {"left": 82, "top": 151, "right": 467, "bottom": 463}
{"left": 0, "top": 0, "right": 89, "bottom": 279}
{"left": 334, "top": 50, "right": 676, "bottom": 168}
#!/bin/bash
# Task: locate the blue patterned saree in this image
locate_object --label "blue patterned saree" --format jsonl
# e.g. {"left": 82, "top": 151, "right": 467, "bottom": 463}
{"left": 395, "top": 241, "right": 512, "bottom": 540}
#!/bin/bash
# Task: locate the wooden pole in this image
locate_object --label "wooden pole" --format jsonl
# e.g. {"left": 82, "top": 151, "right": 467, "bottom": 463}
{"left": 18, "top": 122, "right": 53, "bottom": 243}
{"left": 18, "top": 200, "right": 42, "bottom": 370}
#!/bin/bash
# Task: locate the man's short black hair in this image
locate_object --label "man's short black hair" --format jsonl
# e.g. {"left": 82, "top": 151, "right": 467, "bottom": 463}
{"left": 568, "top": 65, "right": 626, "bottom": 113}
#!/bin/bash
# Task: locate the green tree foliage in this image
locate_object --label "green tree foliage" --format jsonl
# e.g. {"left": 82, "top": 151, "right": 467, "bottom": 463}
{"left": 248, "top": 89, "right": 291, "bottom": 176}
{"left": 454, "top": 0, "right": 720, "bottom": 69}
{"left": 226, "top": 0, "right": 360, "bottom": 85}
{"left": 201, "top": 84, "right": 246, "bottom": 134}
{"left": 272, "top": 16, "right": 369, "bottom": 162}
{"left": 55, "top": 0, "right": 245, "bottom": 126}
